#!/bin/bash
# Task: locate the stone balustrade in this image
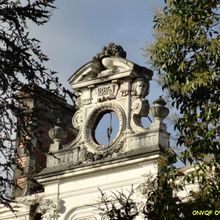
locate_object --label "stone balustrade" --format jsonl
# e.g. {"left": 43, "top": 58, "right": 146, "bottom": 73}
{"left": 47, "top": 147, "right": 79, "bottom": 167}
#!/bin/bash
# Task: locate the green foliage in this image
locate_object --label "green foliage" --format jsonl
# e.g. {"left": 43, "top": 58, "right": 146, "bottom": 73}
{"left": 98, "top": 188, "right": 138, "bottom": 220}
{"left": 146, "top": 0, "right": 220, "bottom": 218}
{"left": 144, "top": 166, "right": 183, "bottom": 220}
{"left": 0, "top": 0, "right": 72, "bottom": 207}
{"left": 101, "top": 1, "right": 220, "bottom": 219}
{"left": 149, "top": 0, "right": 220, "bottom": 162}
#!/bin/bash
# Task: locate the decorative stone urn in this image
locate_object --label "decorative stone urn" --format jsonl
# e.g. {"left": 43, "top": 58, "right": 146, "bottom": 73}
{"left": 150, "top": 96, "right": 169, "bottom": 122}
{"left": 48, "top": 119, "right": 67, "bottom": 151}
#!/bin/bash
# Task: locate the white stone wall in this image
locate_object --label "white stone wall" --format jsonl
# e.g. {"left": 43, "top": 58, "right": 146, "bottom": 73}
{"left": 40, "top": 156, "right": 159, "bottom": 220}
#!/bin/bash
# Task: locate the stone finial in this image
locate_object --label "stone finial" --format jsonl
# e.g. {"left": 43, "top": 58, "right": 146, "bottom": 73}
{"left": 150, "top": 96, "right": 169, "bottom": 122}
{"left": 90, "top": 43, "right": 127, "bottom": 76}
{"left": 48, "top": 119, "right": 67, "bottom": 151}
{"left": 94, "top": 42, "right": 127, "bottom": 60}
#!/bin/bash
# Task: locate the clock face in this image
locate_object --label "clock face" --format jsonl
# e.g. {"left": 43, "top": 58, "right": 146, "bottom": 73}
{"left": 82, "top": 103, "right": 125, "bottom": 153}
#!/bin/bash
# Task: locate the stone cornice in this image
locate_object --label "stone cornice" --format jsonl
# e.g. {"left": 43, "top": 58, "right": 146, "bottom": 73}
{"left": 37, "top": 151, "right": 161, "bottom": 185}
{"left": 15, "top": 193, "right": 44, "bottom": 205}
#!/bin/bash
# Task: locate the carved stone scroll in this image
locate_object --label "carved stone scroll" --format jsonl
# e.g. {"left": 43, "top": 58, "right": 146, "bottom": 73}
{"left": 72, "top": 111, "right": 83, "bottom": 130}
{"left": 131, "top": 99, "right": 150, "bottom": 131}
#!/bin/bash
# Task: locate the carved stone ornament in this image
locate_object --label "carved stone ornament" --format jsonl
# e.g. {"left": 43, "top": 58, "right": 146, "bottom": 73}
{"left": 66, "top": 46, "right": 155, "bottom": 164}
{"left": 72, "top": 111, "right": 83, "bottom": 130}
{"left": 90, "top": 43, "right": 127, "bottom": 75}
{"left": 36, "top": 199, "right": 58, "bottom": 220}
{"left": 82, "top": 102, "right": 126, "bottom": 154}
{"left": 150, "top": 96, "right": 169, "bottom": 122}
{"left": 119, "top": 82, "right": 129, "bottom": 97}
{"left": 48, "top": 119, "right": 68, "bottom": 144}
{"left": 131, "top": 99, "right": 150, "bottom": 132}
{"left": 131, "top": 77, "right": 149, "bottom": 98}
{"left": 78, "top": 146, "right": 104, "bottom": 163}
{"left": 78, "top": 142, "right": 123, "bottom": 163}
{"left": 97, "top": 83, "right": 119, "bottom": 102}
{"left": 94, "top": 42, "right": 126, "bottom": 60}
{"left": 130, "top": 78, "right": 150, "bottom": 131}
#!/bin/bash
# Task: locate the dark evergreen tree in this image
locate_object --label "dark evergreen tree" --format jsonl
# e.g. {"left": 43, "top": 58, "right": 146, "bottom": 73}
{"left": 0, "top": 0, "right": 71, "bottom": 207}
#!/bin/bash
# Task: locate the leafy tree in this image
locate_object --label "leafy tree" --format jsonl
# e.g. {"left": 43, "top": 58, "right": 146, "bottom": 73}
{"left": 0, "top": 0, "right": 72, "bottom": 207}
{"left": 98, "top": 188, "right": 138, "bottom": 220}
{"left": 100, "top": 0, "right": 220, "bottom": 219}
{"left": 147, "top": 0, "right": 220, "bottom": 218}
{"left": 150, "top": 0, "right": 219, "bottom": 163}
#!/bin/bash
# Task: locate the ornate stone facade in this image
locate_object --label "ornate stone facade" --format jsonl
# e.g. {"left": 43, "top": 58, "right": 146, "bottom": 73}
{"left": 39, "top": 44, "right": 172, "bottom": 171}
{"left": 62, "top": 54, "right": 153, "bottom": 159}
{"left": 0, "top": 44, "right": 174, "bottom": 220}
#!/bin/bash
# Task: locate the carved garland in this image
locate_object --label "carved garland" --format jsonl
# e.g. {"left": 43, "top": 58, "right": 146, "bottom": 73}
{"left": 36, "top": 199, "right": 58, "bottom": 220}
{"left": 82, "top": 102, "right": 126, "bottom": 154}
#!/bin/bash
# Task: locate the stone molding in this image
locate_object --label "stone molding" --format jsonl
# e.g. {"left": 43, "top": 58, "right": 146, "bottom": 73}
{"left": 45, "top": 50, "right": 171, "bottom": 173}
{"left": 72, "top": 111, "right": 83, "bottom": 130}
{"left": 64, "top": 205, "right": 99, "bottom": 220}
{"left": 82, "top": 102, "right": 126, "bottom": 154}
{"left": 37, "top": 153, "right": 160, "bottom": 185}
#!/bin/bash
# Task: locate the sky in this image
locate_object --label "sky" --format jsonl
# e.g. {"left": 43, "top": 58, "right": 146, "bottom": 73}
{"left": 31, "top": 0, "right": 165, "bottom": 104}
{"left": 29, "top": 0, "right": 185, "bottom": 164}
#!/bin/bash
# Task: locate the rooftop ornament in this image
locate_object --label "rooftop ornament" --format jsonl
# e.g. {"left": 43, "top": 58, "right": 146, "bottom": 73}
{"left": 150, "top": 96, "right": 169, "bottom": 122}
{"left": 94, "top": 42, "right": 126, "bottom": 59}
{"left": 91, "top": 43, "right": 127, "bottom": 74}
{"left": 48, "top": 119, "right": 67, "bottom": 151}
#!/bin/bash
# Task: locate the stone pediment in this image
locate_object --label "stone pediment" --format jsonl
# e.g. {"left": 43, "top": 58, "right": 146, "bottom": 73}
{"left": 68, "top": 57, "right": 153, "bottom": 90}
{"left": 44, "top": 43, "right": 170, "bottom": 171}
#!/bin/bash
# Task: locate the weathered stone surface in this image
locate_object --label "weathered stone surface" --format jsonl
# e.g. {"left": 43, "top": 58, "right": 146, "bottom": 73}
{"left": 6, "top": 45, "right": 174, "bottom": 220}
{"left": 47, "top": 45, "right": 171, "bottom": 169}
